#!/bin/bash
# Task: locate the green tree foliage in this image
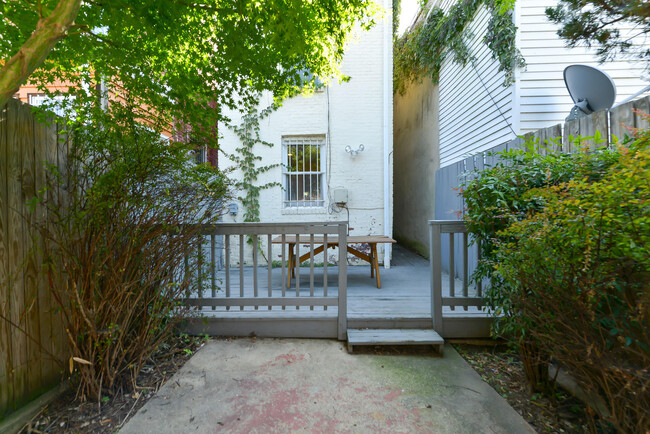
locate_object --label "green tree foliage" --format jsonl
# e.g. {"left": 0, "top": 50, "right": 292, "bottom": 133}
{"left": 0, "top": 0, "right": 379, "bottom": 143}
{"left": 393, "top": 0, "right": 524, "bottom": 95}
{"left": 546, "top": 0, "right": 650, "bottom": 67}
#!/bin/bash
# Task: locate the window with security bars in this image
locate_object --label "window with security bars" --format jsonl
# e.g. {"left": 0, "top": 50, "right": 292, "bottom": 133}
{"left": 283, "top": 136, "right": 325, "bottom": 208}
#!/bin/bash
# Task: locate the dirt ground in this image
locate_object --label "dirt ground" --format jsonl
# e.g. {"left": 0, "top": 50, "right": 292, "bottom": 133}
{"left": 453, "top": 343, "right": 610, "bottom": 433}
{"left": 19, "top": 334, "right": 207, "bottom": 434}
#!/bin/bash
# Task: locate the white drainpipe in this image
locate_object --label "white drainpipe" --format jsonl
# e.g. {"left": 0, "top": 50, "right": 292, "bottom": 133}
{"left": 383, "top": 0, "right": 393, "bottom": 268}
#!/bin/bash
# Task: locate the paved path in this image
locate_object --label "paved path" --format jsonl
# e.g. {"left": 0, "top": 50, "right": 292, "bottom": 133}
{"left": 122, "top": 339, "right": 533, "bottom": 433}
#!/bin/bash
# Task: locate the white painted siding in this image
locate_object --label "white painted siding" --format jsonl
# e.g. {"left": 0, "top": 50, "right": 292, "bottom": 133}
{"left": 516, "top": 0, "right": 648, "bottom": 133}
{"left": 438, "top": 5, "right": 516, "bottom": 167}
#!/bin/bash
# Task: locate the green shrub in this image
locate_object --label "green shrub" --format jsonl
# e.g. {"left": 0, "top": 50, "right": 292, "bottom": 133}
{"left": 494, "top": 136, "right": 650, "bottom": 432}
{"left": 37, "top": 101, "right": 230, "bottom": 402}
{"left": 461, "top": 134, "right": 619, "bottom": 335}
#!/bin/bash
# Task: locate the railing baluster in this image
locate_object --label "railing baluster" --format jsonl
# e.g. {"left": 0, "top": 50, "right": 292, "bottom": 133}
{"left": 337, "top": 223, "right": 347, "bottom": 340}
{"left": 225, "top": 235, "right": 230, "bottom": 311}
{"left": 449, "top": 233, "right": 455, "bottom": 311}
{"left": 197, "top": 235, "right": 203, "bottom": 299}
{"left": 253, "top": 235, "right": 258, "bottom": 310}
{"left": 239, "top": 234, "right": 244, "bottom": 311}
{"left": 323, "top": 233, "right": 328, "bottom": 311}
{"left": 281, "top": 234, "right": 286, "bottom": 310}
{"left": 211, "top": 233, "right": 216, "bottom": 311}
{"left": 463, "top": 231, "right": 469, "bottom": 311}
{"left": 267, "top": 234, "right": 272, "bottom": 311}
{"left": 184, "top": 247, "right": 190, "bottom": 299}
{"left": 178, "top": 223, "right": 346, "bottom": 313}
{"left": 295, "top": 233, "right": 300, "bottom": 310}
{"left": 477, "top": 239, "right": 482, "bottom": 298}
{"left": 309, "top": 233, "right": 314, "bottom": 310}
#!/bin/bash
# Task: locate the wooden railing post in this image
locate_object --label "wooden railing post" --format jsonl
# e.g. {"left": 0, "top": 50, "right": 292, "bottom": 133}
{"left": 429, "top": 221, "right": 443, "bottom": 333}
{"left": 337, "top": 223, "right": 348, "bottom": 340}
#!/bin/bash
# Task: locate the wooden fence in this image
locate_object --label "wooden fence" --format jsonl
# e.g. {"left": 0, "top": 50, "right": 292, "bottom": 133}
{"left": 0, "top": 99, "right": 68, "bottom": 419}
{"left": 434, "top": 95, "right": 650, "bottom": 279}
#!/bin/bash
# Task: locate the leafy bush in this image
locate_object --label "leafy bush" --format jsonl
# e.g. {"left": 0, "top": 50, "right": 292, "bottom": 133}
{"left": 494, "top": 136, "right": 650, "bottom": 432}
{"left": 461, "top": 134, "right": 619, "bottom": 333}
{"left": 37, "top": 101, "right": 229, "bottom": 401}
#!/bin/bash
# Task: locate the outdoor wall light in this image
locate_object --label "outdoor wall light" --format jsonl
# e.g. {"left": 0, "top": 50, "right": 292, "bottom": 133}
{"left": 345, "top": 144, "right": 364, "bottom": 158}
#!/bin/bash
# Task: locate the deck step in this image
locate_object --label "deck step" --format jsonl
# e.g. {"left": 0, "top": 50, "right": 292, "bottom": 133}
{"left": 347, "top": 329, "right": 444, "bottom": 354}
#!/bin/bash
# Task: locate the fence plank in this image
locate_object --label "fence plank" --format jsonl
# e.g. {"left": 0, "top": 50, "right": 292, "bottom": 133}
{"left": 52, "top": 120, "right": 68, "bottom": 365}
{"left": 48, "top": 118, "right": 65, "bottom": 376}
{"left": 610, "top": 100, "right": 635, "bottom": 141}
{"left": 563, "top": 118, "right": 580, "bottom": 153}
{"left": 0, "top": 102, "right": 12, "bottom": 415}
{"left": 21, "top": 105, "right": 43, "bottom": 396}
{"left": 7, "top": 99, "right": 28, "bottom": 407}
{"left": 632, "top": 96, "right": 650, "bottom": 131}
{"left": 33, "top": 117, "right": 55, "bottom": 387}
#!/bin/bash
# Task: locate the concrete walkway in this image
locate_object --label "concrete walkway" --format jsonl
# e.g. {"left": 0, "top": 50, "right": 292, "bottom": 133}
{"left": 122, "top": 339, "right": 533, "bottom": 433}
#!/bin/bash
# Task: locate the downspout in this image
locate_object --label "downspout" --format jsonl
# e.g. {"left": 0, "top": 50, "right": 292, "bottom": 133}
{"left": 383, "top": 0, "right": 393, "bottom": 268}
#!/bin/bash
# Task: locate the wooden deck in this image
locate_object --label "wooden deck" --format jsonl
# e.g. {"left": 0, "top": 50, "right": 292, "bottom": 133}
{"left": 184, "top": 245, "right": 492, "bottom": 338}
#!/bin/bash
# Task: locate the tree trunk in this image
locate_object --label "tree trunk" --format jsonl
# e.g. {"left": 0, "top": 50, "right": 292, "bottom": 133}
{"left": 0, "top": 0, "right": 82, "bottom": 108}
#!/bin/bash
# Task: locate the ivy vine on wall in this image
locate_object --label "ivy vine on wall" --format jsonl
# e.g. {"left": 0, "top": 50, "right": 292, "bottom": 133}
{"left": 393, "top": 0, "right": 525, "bottom": 95}
{"left": 228, "top": 102, "right": 281, "bottom": 224}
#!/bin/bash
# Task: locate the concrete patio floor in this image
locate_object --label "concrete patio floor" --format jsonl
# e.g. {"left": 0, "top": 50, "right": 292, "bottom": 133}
{"left": 122, "top": 339, "right": 532, "bottom": 433}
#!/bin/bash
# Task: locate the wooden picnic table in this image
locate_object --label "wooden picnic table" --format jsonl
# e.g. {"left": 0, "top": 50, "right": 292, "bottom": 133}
{"left": 271, "top": 235, "right": 396, "bottom": 289}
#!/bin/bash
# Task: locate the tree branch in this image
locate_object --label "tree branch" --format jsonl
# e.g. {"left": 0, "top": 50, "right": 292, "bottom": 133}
{"left": 0, "top": 0, "right": 82, "bottom": 107}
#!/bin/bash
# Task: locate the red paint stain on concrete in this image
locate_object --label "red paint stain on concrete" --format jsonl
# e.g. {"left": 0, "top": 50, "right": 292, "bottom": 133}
{"left": 274, "top": 353, "right": 305, "bottom": 364}
{"left": 383, "top": 389, "right": 402, "bottom": 402}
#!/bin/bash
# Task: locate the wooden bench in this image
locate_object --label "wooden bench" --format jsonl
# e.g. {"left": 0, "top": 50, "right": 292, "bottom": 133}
{"left": 271, "top": 235, "right": 396, "bottom": 289}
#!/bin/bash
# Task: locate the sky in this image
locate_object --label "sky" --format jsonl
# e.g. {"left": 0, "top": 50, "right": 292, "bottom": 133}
{"left": 397, "top": 0, "right": 421, "bottom": 36}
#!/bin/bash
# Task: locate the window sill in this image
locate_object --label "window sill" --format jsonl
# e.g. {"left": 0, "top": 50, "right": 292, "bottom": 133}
{"left": 281, "top": 207, "right": 327, "bottom": 215}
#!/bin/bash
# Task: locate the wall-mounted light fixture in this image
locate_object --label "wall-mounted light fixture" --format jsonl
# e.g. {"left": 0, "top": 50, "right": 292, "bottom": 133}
{"left": 345, "top": 144, "right": 364, "bottom": 158}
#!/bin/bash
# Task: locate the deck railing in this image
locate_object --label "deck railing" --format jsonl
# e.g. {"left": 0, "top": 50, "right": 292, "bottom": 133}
{"left": 182, "top": 222, "right": 348, "bottom": 339}
{"left": 428, "top": 220, "right": 485, "bottom": 332}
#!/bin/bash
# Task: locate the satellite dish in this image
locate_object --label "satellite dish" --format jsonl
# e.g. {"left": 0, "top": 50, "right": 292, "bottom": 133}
{"left": 564, "top": 65, "right": 616, "bottom": 121}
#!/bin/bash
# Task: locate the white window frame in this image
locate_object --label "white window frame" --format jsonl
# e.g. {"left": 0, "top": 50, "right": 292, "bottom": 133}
{"left": 282, "top": 135, "right": 326, "bottom": 210}
{"left": 193, "top": 145, "right": 207, "bottom": 165}
{"left": 28, "top": 93, "right": 69, "bottom": 117}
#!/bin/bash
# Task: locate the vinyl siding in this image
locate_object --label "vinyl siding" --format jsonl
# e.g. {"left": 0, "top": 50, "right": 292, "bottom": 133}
{"left": 516, "top": 0, "right": 648, "bottom": 133}
{"left": 438, "top": 4, "right": 515, "bottom": 167}
{"left": 436, "top": 0, "right": 649, "bottom": 167}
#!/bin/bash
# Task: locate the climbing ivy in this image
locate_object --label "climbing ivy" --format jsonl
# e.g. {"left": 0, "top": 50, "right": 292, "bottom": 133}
{"left": 393, "top": 0, "right": 525, "bottom": 95}
{"left": 228, "top": 102, "right": 281, "bottom": 224}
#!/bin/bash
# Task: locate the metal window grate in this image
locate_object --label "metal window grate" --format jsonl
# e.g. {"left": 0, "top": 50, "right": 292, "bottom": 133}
{"left": 283, "top": 136, "right": 325, "bottom": 208}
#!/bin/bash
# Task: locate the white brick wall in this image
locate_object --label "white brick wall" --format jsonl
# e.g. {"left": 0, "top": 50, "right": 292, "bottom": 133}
{"left": 218, "top": 12, "right": 392, "bottom": 265}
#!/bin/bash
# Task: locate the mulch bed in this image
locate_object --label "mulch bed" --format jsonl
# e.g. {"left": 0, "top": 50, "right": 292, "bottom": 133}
{"left": 20, "top": 334, "right": 207, "bottom": 434}
{"left": 453, "top": 342, "right": 605, "bottom": 433}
